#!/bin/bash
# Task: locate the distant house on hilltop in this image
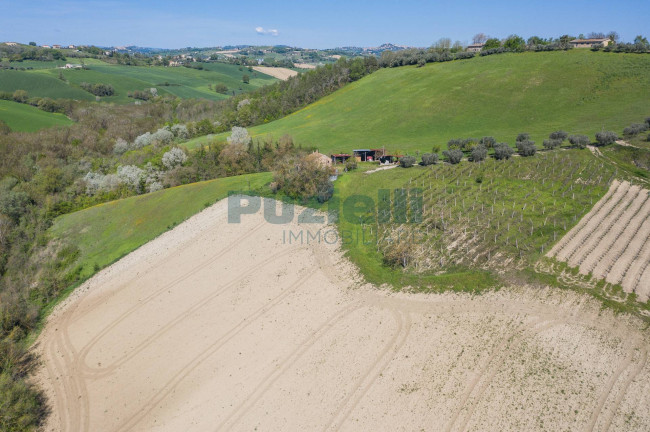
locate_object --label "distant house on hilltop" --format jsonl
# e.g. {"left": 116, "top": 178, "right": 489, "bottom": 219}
{"left": 466, "top": 43, "right": 484, "bottom": 52}
{"left": 569, "top": 38, "right": 611, "bottom": 48}
{"left": 52, "top": 44, "right": 62, "bottom": 49}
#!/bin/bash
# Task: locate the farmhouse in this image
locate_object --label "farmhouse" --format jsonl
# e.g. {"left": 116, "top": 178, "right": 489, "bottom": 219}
{"left": 466, "top": 43, "right": 484, "bottom": 52}
{"left": 330, "top": 153, "right": 351, "bottom": 164}
{"left": 569, "top": 38, "right": 611, "bottom": 48}
{"left": 62, "top": 64, "right": 82, "bottom": 69}
{"left": 353, "top": 149, "right": 376, "bottom": 161}
{"left": 52, "top": 44, "right": 62, "bottom": 49}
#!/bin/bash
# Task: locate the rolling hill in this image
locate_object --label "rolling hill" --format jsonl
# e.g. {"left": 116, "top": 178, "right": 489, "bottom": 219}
{"left": 0, "top": 99, "right": 73, "bottom": 131}
{"left": 0, "top": 59, "right": 277, "bottom": 103}
{"left": 186, "top": 50, "right": 650, "bottom": 154}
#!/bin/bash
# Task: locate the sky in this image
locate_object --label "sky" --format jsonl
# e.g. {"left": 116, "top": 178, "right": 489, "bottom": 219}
{"left": 2, "top": 0, "right": 649, "bottom": 49}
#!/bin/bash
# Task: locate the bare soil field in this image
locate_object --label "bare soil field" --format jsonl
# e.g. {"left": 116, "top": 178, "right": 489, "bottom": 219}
{"left": 36, "top": 198, "right": 650, "bottom": 431}
{"left": 253, "top": 66, "right": 298, "bottom": 80}
{"left": 548, "top": 180, "right": 650, "bottom": 300}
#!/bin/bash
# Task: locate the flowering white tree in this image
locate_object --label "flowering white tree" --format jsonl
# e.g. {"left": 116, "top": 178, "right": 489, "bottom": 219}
{"left": 227, "top": 126, "right": 251, "bottom": 146}
{"left": 162, "top": 147, "right": 188, "bottom": 170}
{"left": 152, "top": 128, "right": 174, "bottom": 145}
{"left": 113, "top": 138, "right": 129, "bottom": 155}
{"left": 171, "top": 124, "right": 189, "bottom": 139}
{"left": 237, "top": 99, "right": 251, "bottom": 110}
{"left": 117, "top": 165, "right": 145, "bottom": 191}
{"left": 133, "top": 132, "right": 153, "bottom": 150}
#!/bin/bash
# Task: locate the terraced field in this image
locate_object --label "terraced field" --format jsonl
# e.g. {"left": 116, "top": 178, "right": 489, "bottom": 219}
{"left": 548, "top": 180, "right": 650, "bottom": 300}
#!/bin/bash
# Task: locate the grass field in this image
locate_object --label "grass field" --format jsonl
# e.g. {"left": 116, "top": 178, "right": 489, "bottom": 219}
{"left": 1, "top": 60, "right": 277, "bottom": 103}
{"left": 49, "top": 172, "right": 271, "bottom": 279}
{"left": 184, "top": 50, "right": 650, "bottom": 154}
{"left": 0, "top": 99, "right": 73, "bottom": 131}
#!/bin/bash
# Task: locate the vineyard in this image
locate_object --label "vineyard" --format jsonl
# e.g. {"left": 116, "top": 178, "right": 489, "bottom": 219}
{"left": 548, "top": 180, "right": 650, "bottom": 301}
{"left": 337, "top": 150, "right": 622, "bottom": 287}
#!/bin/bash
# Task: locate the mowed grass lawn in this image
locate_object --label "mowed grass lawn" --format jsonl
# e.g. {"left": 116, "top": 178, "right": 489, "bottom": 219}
{"left": 186, "top": 50, "right": 650, "bottom": 154}
{"left": 50, "top": 172, "right": 271, "bottom": 279}
{"left": 0, "top": 99, "right": 73, "bottom": 131}
{"left": 1, "top": 60, "right": 277, "bottom": 103}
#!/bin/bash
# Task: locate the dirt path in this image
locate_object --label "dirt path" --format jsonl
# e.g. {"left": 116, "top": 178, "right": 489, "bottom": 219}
{"left": 253, "top": 66, "right": 298, "bottom": 80}
{"left": 35, "top": 198, "right": 650, "bottom": 431}
{"left": 363, "top": 164, "right": 398, "bottom": 174}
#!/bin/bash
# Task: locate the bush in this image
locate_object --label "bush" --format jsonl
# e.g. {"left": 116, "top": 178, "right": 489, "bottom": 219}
{"left": 470, "top": 145, "right": 487, "bottom": 162}
{"left": 623, "top": 123, "right": 648, "bottom": 136}
{"left": 549, "top": 130, "right": 569, "bottom": 141}
{"left": 344, "top": 158, "right": 357, "bottom": 171}
{"left": 645, "top": 117, "right": 650, "bottom": 127}
{"left": 0, "top": 120, "right": 10, "bottom": 135}
{"left": 214, "top": 83, "right": 228, "bottom": 94}
{"left": 543, "top": 138, "right": 562, "bottom": 150}
{"left": 516, "top": 140, "right": 537, "bottom": 156}
{"left": 273, "top": 154, "right": 334, "bottom": 201}
{"left": 595, "top": 131, "right": 618, "bottom": 146}
{"left": 568, "top": 134, "right": 590, "bottom": 149}
{"left": 421, "top": 153, "right": 438, "bottom": 166}
{"left": 0, "top": 372, "right": 43, "bottom": 432}
{"left": 399, "top": 155, "right": 417, "bottom": 168}
{"left": 479, "top": 136, "right": 496, "bottom": 149}
{"left": 493, "top": 143, "right": 514, "bottom": 160}
{"left": 516, "top": 132, "right": 530, "bottom": 142}
{"left": 442, "top": 149, "right": 463, "bottom": 164}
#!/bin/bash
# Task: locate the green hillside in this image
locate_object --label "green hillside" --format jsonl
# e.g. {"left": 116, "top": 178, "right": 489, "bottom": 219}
{"left": 0, "top": 99, "right": 73, "bottom": 131}
{"left": 50, "top": 172, "right": 271, "bottom": 280}
{"left": 189, "top": 50, "right": 650, "bottom": 154}
{"left": 0, "top": 60, "right": 276, "bottom": 103}
{"left": 0, "top": 69, "right": 94, "bottom": 100}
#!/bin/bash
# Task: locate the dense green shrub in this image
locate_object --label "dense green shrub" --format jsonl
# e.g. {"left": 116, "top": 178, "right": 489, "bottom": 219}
{"left": 80, "top": 82, "right": 115, "bottom": 97}
{"left": 549, "top": 130, "right": 569, "bottom": 141}
{"left": 344, "top": 158, "right": 357, "bottom": 171}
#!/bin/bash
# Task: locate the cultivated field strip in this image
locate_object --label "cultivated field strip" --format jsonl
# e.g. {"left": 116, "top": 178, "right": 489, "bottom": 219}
{"left": 36, "top": 199, "right": 650, "bottom": 431}
{"left": 548, "top": 180, "right": 650, "bottom": 300}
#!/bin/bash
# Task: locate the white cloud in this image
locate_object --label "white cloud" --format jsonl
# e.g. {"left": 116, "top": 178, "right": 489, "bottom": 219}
{"left": 255, "top": 26, "right": 279, "bottom": 36}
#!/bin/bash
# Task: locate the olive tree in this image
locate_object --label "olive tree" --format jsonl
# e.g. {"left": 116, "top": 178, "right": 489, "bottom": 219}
{"left": 421, "top": 153, "right": 438, "bottom": 165}
{"left": 543, "top": 139, "right": 562, "bottom": 150}
{"left": 568, "top": 134, "right": 590, "bottom": 149}
{"left": 470, "top": 145, "right": 487, "bottom": 162}
{"left": 549, "top": 130, "right": 569, "bottom": 141}
{"left": 516, "top": 132, "right": 530, "bottom": 143}
{"left": 493, "top": 143, "right": 514, "bottom": 160}
{"left": 479, "top": 136, "right": 496, "bottom": 149}
{"left": 516, "top": 140, "right": 537, "bottom": 157}
{"left": 595, "top": 130, "right": 618, "bottom": 146}
{"left": 399, "top": 155, "right": 417, "bottom": 168}
{"left": 442, "top": 149, "right": 463, "bottom": 164}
